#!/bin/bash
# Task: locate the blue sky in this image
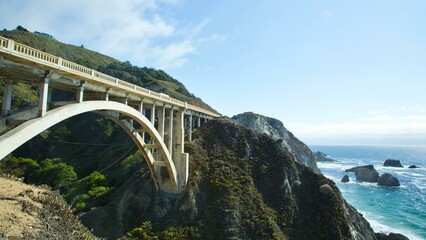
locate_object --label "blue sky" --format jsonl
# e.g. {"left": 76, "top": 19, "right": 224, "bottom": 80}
{"left": 1, "top": 0, "right": 426, "bottom": 145}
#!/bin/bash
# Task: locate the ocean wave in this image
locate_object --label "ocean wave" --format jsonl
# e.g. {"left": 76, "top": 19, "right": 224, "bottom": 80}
{"left": 361, "top": 211, "right": 424, "bottom": 240}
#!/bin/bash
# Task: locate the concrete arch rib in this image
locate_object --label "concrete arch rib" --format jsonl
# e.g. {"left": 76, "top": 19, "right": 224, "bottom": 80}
{"left": 0, "top": 101, "right": 178, "bottom": 193}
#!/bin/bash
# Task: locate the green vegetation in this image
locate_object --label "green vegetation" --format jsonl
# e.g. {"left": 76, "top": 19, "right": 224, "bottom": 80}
{"left": 0, "top": 156, "right": 77, "bottom": 188}
{"left": 127, "top": 221, "right": 197, "bottom": 240}
{"left": 64, "top": 171, "right": 111, "bottom": 213}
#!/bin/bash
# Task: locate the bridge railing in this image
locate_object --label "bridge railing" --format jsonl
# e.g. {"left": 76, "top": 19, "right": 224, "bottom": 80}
{"left": 0, "top": 37, "right": 7, "bottom": 48}
{"left": 0, "top": 36, "right": 220, "bottom": 117}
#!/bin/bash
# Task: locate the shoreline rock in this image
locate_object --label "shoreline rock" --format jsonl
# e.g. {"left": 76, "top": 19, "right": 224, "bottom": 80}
{"left": 341, "top": 175, "right": 350, "bottom": 183}
{"left": 383, "top": 159, "right": 403, "bottom": 168}
{"left": 375, "top": 232, "right": 410, "bottom": 240}
{"left": 408, "top": 165, "right": 419, "bottom": 169}
{"left": 345, "top": 165, "right": 375, "bottom": 172}
{"left": 314, "top": 151, "right": 337, "bottom": 162}
{"left": 377, "top": 173, "right": 400, "bottom": 187}
{"left": 345, "top": 165, "right": 379, "bottom": 182}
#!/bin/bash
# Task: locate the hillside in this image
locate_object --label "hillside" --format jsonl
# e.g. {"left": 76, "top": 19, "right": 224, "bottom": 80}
{"left": 78, "top": 118, "right": 376, "bottom": 239}
{"left": 0, "top": 175, "right": 98, "bottom": 239}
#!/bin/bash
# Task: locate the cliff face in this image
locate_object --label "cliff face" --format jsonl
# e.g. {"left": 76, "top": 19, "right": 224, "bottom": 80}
{"left": 80, "top": 119, "right": 376, "bottom": 240}
{"left": 232, "top": 112, "right": 319, "bottom": 172}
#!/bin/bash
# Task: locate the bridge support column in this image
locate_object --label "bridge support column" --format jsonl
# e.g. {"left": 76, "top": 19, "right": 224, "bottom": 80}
{"left": 197, "top": 116, "right": 201, "bottom": 128}
{"left": 103, "top": 88, "right": 110, "bottom": 101}
{"left": 150, "top": 102, "right": 156, "bottom": 124}
{"left": 139, "top": 100, "right": 145, "bottom": 142}
{"left": 188, "top": 114, "right": 193, "bottom": 142}
{"left": 158, "top": 104, "right": 166, "bottom": 139}
{"left": 168, "top": 107, "right": 174, "bottom": 156}
{"left": 38, "top": 76, "right": 50, "bottom": 117}
{"left": 2, "top": 80, "right": 13, "bottom": 115}
{"left": 173, "top": 110, "right": 188, "bottom": 192}
{"left": 76, "top": 82, "right": 84, "bottom": 103}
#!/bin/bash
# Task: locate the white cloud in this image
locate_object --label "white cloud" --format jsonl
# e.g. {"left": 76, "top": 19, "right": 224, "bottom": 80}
{"left": 0, "top": 0, "right": 219, "bottom": 69}
{"left": 287, "top": 113, "right": 426, "bottom": 145}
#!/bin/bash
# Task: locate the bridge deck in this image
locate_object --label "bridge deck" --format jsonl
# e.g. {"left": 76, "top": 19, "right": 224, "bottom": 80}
{"left": 0, "top": 36, "right": 220, "bottom": 118}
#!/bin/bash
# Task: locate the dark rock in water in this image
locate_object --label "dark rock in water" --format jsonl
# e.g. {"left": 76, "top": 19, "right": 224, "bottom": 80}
{"left": 408, "top": 165, "right": 419, "bottom": 168}
{"left": 377, "top": 173, "right": 400, "bottom": 187}
{"left": 232, "top": 112, "right": 320, "bottom": 172}
{"left": 341, "top": 175, "right": 350, "bottom": 183}
{"left": 375, "top": 232, "right": 410, "bottom": 240}
{"left": 345, "top": 165, "right": 379, "bottom": 182}
{"left": 354, "top": 168, "right": 379, "bottom": 182}
{"left": 383, "top": 159, "right": 403, "bottom": 168}
{"left": 314, "top": 151, "right": 337, "bottom": 162}
{"left": 345, "top": 164, "right": 375, "bottom": 172}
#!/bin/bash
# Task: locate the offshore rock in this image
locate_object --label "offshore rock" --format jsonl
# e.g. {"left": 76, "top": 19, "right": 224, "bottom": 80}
{"left": 383, "top": 159, "right": 404, "bottom": 168}
{"left": 354, "top": 168, "right": 379, "bottom": 183}
{"left": 377, "top": 173, "right": 400, "bottom": 187}
{"left": 408, "top": 165, "right": 419, "bottom": 169}
{"left": 315, "top": 151, "right": 337, "bottom": 162}
{"left": 341, "top": 175, "right": 350, "bottom": 183}
{"left": 345, "top": 165, "right": 375, "bottom": 172}
{"left": 375, "top": 232, "right": 410, "bottom": 240}
{"left": 232, "top": 112, "right": 319, "bottom": 172}
{"left": 345, "top": 165, "right": 379, "bottom": 182}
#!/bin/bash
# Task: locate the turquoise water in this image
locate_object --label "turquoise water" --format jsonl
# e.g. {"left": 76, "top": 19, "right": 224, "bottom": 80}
{"left": 310, "top": 145, "right": 426, "bottom": 240}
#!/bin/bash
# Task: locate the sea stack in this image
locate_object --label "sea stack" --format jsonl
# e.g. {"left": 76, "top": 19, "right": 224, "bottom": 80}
{"left": 377, "top": 173, "right": 400, "bottom": 187}
{"left": 383, "top": 159, "right": 403, "bottom": 168}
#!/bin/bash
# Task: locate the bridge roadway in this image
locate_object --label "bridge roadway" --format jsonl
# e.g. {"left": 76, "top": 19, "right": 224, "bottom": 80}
{"left": 0, "top": 36, "right": 220, "bottom": 194}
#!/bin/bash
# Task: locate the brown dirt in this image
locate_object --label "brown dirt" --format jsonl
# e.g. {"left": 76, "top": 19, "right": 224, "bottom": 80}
{"left": 0, "top": 175, "right": 99, "bottom": 239}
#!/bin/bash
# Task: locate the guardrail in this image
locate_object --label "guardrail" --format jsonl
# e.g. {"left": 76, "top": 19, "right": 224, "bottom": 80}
{"left": 0, "top": 36, "right": 219, "bottom": 117}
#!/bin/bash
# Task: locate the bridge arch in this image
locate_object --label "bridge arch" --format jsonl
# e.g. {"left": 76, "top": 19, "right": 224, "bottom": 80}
{"left": 0, "top": 100, "right": 179, "bottom": 193}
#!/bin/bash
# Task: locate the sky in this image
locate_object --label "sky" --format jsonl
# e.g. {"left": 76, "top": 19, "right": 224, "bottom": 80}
{"left": 1, "top": 0, "right": 426, "bottom": 145}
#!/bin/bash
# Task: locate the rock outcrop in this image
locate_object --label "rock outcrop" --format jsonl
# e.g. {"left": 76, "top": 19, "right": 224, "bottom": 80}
{"left": 408, "top": 165, "right": 419, "bottom": 169}
{"left": 383, "top": 159, "right": 403, "bottom": 168}
{"left": 341, "top": 175, "right": 350, "bottom": 183}
{"left": 345, "top": 165, "right": 376, "bottom": 172}
{"left": 232, "top": 112, "right": 319, "bottom": 172}
{"left": 375, "top": 232, "right": 410, "bottom": 240}
{"left": 315, "top": 151, "right": 337, "bottom": 162}
{"left": 377, "top": 173, "right": 400, "bottom": 187}
{"left": 355, "top": 168, "right": 379, "bottom": 182}
{"left": 345, "top": 165, "right": 379, "bottom": 182}
{"left": 80, "top": 119, "right": 377, "bottom": 239}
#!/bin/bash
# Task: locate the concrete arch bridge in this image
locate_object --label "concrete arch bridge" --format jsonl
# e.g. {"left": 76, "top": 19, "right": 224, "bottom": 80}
{"left": 0, "top": 36, "right": 220, "bottom": 194}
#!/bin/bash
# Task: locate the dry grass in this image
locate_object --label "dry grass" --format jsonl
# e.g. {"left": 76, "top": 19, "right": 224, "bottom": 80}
{"left": 0, "top": 175, "right": 100, "bottom": 239}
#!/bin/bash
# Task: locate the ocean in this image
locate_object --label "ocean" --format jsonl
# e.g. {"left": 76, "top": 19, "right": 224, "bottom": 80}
{"left": 310, "top": 145, "right": 426, "bottom": 240}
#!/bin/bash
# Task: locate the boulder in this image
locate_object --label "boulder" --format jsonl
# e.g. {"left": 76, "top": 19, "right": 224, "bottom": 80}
{"left": 375, "top": 232, "right": 410, "bottom": 240}
{"left": 314, "top": 151, "right": 337, "bottom": 162}
{"left": 319, "top": 184, "right": 334, "bottom": 196}
{"left": 341, "top": 175, "right": 350, "bottom": 183}
{"left": 383, "top": 159, "right": 403, "bottom": 168}
{"left": 377, "top": 173, "right": 400, "bottom": 187}
{"left": 408, "top": 165, "right": 419, "bottom": 169}
{"left": 354, "top": 168, "right": 379, "bottom": 182}
{"left": 345, "top": 165, "right": 375, "bottom": 172}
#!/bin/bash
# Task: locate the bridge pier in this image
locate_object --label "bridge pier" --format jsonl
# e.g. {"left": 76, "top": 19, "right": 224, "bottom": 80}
{"left": 38, "top": 74, "right": 50, "bottom": 117}
{"left": 2, "top": 80, "right": 13, "bottom": 115}
{"left": 158, "top": 104, "right": 166, "bottom": 139}
{"left": 168, "top": 107, "right": 174, "bottom": 157}
{"left": 76, "top": 81, "right": 85, "bottom": 103}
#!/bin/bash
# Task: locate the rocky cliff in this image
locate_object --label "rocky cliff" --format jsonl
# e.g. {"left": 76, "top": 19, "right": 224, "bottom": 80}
{"left": 232, "top": 112, "right": 319, "bottom": 172}
{"left": 80, "top": 119, "right": 376, "bottom": 239}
